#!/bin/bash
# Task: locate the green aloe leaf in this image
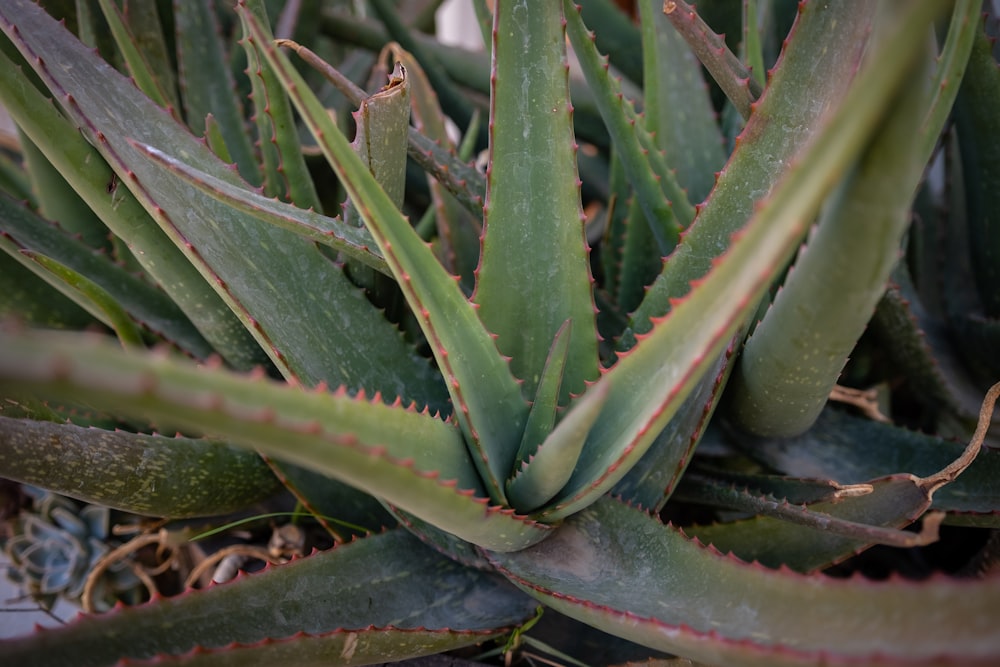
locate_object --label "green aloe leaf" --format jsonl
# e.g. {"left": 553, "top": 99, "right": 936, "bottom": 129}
{"left": 346, "top": 63, "right": 409, "bottom": 216}
{"left": 917, "top": 0, "right": 981, "bottom": 166}
{"left": 564, "top": 0, "right": 687, "bottom": 254}
{"left": 538, "top": 0, "right": 946, "bottom": 522}
{"left": 628, "top": 1, "right": 878, "bottom": 336}
{"left": 237, "top": 0, "right": 318, "bottom": 205}
{"left": 130, "top": 144, "right": 388, "bottom": 276}
{"left": 681, "top": 463, "right": 877, "bottom": 505}
{"left": 0, "top": 329, "right": 551, "bottom": 551}
{"left": 954, "top": 17, "right": 1000, "bottom": 318}
{"left": 467, "top": 0, "right": 491, "bottom": 48}
{"left": 340, "top": 60, "right": 411, "bottom": 321}
{"left": 0, "top": 529, "right": 537, "bottom": 667}
{"left": 736, "top": 407, "right": 1000, "bottom": 518}
{"left": 597, "top": 151, "right": 628, "bottom": 301}
{"left": 392, "top": 43, "right": 482, "bottom": 289}
{"left": 14, "top": 249, "right": 145, "bottom": 347}
{"left": 0, "top": 0, "right": 446, "bottom": 409}
{"left": 725, "top": 30, "right": 932, "bottom": 437}
{"left": 0, "top": 194, "right": 211, "bottom": 356}
{"left": 509, "top": 364, "right": 610, "bottom": 513}
{"left": 0, "top": 251, "right": 92, "bottom": 329}
{"left": 518, "top": 382, "right": 610, "bottom": 516}
{"left": 407, "top": 127, "right": 487, "bottom": 218}
{"left": 577, "top": 0, "right": 644, "bottom": 85}
{"left": 490, "top": 496, "right": 1000, "bottom": 666}
{"left": 0, "top": 417, "right": 280, "bottom": 518}
{"left": 118, "top": 0, "right": 177, "bottom": 114}
{"left": 741, "top": 0, "right": 767, "bottom": 91}
{"left": 638, "top": 0, "right": 726, "bottom": 205}
{"left": 476, "top": 0, "right": 599, "bottom": 403}
{"left": 177, "top": 0, "right": 260, "bottom": 187}
{"left": 662, "top": 0, "right": 763, "bottom": 120}
{"left": 872, "top": 267, "right": 975, "bottom": 420}
{"left": 0, "top": 145, "right": 34, "bottom": 205}
{"left": 203, "top": 113, "right": 233, "bottom": 163}
{"left": 0, "top": 42, "right": 263, "bottom": 369}
{"left": 612, "top": 197, "right": 662, "bottom": 316}
{"left": 512, "top": 321, "right": 573, "bottom": 471}
{"left": 271, "top": 36, "right": 488, "bottom": 218}
{"left": 369, "top": 0, "right": 483, "bottom": 147}
{"left": 677, "top": 474, "right": 941, "bottom": 572}
{"left": 95, "top": 0, "right": 175, "bottom": 114}
{"left": 18, "top": 133, "right": 110, "bottom": 251}
{"left": 240, "top": 6, "right": 527, "bottom": 504}
{"left": 610, "top": 344, "right": 733, "bottom": 511}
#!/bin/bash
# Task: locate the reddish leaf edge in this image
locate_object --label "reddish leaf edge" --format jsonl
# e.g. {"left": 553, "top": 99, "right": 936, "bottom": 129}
{"left": 487, "top": 496, "right": 1000, "bottom": 667}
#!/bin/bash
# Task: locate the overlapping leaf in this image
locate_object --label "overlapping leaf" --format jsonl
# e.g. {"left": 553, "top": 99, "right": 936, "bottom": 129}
{"left": 0, "top": 529, "right": 537, "bottom": 667}
{"left": 0, "top": 327, "right": 553, "bottom": 550}
{"left": 491, "top": 497, "right": 1000, "bottom": 667}
{"left": 237, "top": 5, "right": 528, "bottom": 504}
{"left": 0, "top": 0, "right": 446, "bottom": 412}
{"left": 537, "top": 0, "right": 945, "bottom": 522}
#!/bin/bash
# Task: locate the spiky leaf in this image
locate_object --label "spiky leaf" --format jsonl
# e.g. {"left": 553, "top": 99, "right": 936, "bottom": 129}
{"left": 491, "top": 497, "right": 1000, "bottom": 666}
{"left": 0, "top": 530, "right": 537, "bottom": 667}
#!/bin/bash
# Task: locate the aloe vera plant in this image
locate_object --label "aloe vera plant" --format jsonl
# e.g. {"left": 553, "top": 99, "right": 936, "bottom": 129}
{"left": 1, "top": 0, "right": 999, "bottom": 664}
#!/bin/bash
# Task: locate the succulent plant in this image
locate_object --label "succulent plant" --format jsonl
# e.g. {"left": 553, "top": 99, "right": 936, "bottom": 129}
{"left": 0, "top": 0, "right": 999, "bottom": 665}
{"left": 2, "top": 486, "right": 142, "bottom": 612}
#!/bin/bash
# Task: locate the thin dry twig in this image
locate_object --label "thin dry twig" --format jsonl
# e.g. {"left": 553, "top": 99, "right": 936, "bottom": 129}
{"left": 81, "top": 532, "right": 169, "bottom": 613}
{"left": 183, "top": 544, "right": 279, "bottom": 590}
{"left": 920, "top": 381, "right": 1000, "bottom": 493}
{"left": 829, "top": 384, "right": 891, "bottom": 423}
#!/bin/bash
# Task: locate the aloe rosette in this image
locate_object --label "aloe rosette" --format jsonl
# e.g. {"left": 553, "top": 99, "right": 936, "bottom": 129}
{"left": 0, "top": 0, "right": 999, "bottom": 665}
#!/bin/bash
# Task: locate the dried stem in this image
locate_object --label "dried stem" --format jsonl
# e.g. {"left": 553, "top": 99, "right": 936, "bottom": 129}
{"left": 920, "top": 381, "right": 1000, "bottom": 493}
{"left": 829, "top": 384, "right": 891, "bottom": 423}
{"left": 82, "top": 532, "right": 170, "bottom": 613}
{"left": 183, "top": 545, "right": 279, "bottom": 590}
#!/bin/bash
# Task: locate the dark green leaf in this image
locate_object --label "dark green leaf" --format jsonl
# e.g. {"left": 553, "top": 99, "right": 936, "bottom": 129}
{"left": 491, "top": 497, "right": 1000, "bottom": 666}
{"left": 0, "top": 530, "right": 537, "bottom": 667}
{"left": 0, "top": 417, "right": 280, "bottom": 517}
{"left": 477, "top": 1, "right": 600, "bottom": 403}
